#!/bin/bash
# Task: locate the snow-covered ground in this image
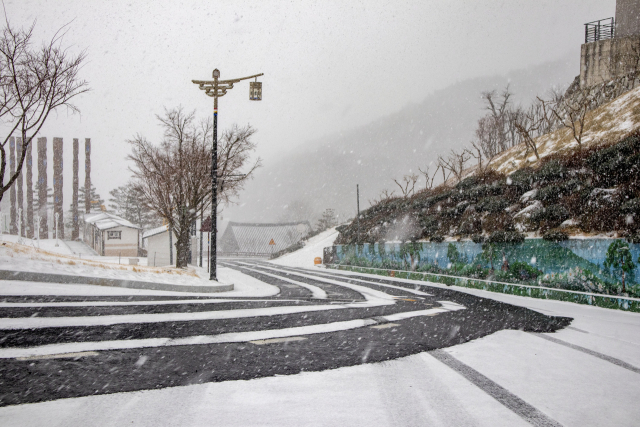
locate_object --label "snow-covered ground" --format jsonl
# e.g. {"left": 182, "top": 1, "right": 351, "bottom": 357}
{"left": 0, "top": 237, "right": 241, "bottom": 292}
{"left": 1, "top": 230, "right": 639, "bottom": 426}
{"left": 270, "top": 227, "right": 338, "bottom": 268}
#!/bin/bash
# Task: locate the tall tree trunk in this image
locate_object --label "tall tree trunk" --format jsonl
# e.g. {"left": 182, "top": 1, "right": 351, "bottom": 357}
{"left": 175, "top": 212, "right": 191, "bottom": 269}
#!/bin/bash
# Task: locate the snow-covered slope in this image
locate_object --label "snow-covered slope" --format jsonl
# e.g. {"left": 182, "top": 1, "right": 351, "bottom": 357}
{"left": 270, "top": 227, "right": 339, "bottom": 268}
{"left": 490, "top": 85, "right": 640, "bottom": 175}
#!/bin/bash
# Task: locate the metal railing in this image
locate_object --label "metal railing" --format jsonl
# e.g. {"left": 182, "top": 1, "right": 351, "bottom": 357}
{"left": 585, "top": 17, "right": 614, "bottom": 43}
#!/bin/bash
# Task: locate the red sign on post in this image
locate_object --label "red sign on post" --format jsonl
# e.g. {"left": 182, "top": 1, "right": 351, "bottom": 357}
{"left": 269, "top": 239, "right": 275, "bottom": 245}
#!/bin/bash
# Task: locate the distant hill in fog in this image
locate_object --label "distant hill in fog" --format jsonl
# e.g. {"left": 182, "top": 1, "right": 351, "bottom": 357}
{"left": 224, "top": 52, "right": 579, "bottom": 228}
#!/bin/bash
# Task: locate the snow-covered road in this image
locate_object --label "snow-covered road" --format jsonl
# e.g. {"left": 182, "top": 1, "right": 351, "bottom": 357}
{"left": 0, "top": 234, "right": 638, "bottom": 426}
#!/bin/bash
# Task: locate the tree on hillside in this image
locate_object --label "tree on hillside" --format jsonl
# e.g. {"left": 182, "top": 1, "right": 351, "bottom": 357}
{"left": 604, "top": 240, "right": 636, "bottom": 293}
{"left": 316, "top": 208, "right": 337, "bottom": 232}
{"left": 393, "top": 173, "right": 418, "bottom": 198}
{"left": 438, "top": 149, "right": 470, "bottom": 183}
{"left": 128, "top": 107, "right": 260, "bottom": 268}
{"left": 0, "top": 18, "right": 88, "bottom": 202}
{"left": 279, "top": 199, "right": 314, "bottom": 223}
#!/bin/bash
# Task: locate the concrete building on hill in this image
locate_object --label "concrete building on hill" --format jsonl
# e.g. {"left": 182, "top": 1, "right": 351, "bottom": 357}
{"left": 83, "top": 212, "right": 140, "bottom": 257}
{"left": 581, "top": 0, "right": 640, "bottom": 88}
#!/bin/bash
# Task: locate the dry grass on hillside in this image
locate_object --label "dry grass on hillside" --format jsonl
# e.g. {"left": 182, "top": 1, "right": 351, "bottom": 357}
{"left": 487, "top": 86, "right": 640, "bottom": 175}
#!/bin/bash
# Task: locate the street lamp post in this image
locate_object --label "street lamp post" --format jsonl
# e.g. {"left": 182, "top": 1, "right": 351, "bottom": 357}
{"left": 192, "top": 69, "right": 263, "bottom": 281}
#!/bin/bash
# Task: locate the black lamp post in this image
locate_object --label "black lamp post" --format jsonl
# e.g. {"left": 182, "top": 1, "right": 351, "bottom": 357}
{"left": 192, "top": 69, "right": 263, "bottom": 281}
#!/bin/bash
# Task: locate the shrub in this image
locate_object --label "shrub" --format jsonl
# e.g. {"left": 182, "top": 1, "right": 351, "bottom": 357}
{"left": 588, "top": 135, "right": 640, "bottom": 187}
{"left": 625, "top": 233, "right": 640, "bottom": 244}
{"left": 535, "top": 160, "right": 567, "bottom": 184}
{"left": 471, "top": 234, "right": 485, "bottom": 243}
{"left": 621, "top": 198, "right": 640, "bottom": 215}
{"left": 456, "top": 176, "right": 478, "bottom": 190}
{"left": 488, "top": 230, "right": 525, "bottom": 244}
{"left": 476, "top": 196, "right": 508, "bottom": 213}
{"left": 543, "top": 230, "right": 569, "bottom": 242}
{"left": 536, "top": 185, "right": 563, "bottom": 204}
{"left": 508, "top": 167, "right": 534, "bottom": 193}
{"left": 530, "top": 205, "right": 570, "bottom": 226}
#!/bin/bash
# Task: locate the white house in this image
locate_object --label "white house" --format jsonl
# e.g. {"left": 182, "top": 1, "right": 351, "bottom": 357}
{"left": 83, "top": 212, "right": 140, "bottom": 257}
{"left": 143, "top": 225, "right": 198, "bottom": 267}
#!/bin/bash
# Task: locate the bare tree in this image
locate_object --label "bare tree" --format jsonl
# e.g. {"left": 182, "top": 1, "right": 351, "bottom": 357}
{"left": 216, "top": 124, "right": 262, "bottom": 208}
{"left": 514, "top": 101, "right": 545, "bottom": 160}
{"left": 0, "top": 18, "right": 89, "bottom": 202}
{"left": 475, "top": 115, "right": 503, "bottom": 160}
{"left": 369, "top": 189, "right": 396, "bottom": 206}
{"left": 393, "top": 173, "right": 419, "bottom": 198}
{"left": 439, "top": 150, "right": 471, "bottom": 183}
{"left": 466, "top": 140, "right": 485, "bottom": 170}
{"left": 128, "top": 108, "right": 260, "bottom": 268}
{"left": 550, "top": 88, "right": 594, "bottom": 149}
{"left": 418, "top": 164, "right": 440, "bottom": 190}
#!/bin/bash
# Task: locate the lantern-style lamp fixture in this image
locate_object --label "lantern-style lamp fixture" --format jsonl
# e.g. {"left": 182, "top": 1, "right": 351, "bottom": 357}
{"left": 250, "top": 78, "right": 262, "bottom": 101}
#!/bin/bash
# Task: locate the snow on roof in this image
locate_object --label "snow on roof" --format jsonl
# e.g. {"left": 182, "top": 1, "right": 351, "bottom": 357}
{"left": 84, "top": 212, "right": 141, "bottom": 230}
{"left": 142, "top": 224, "right": 169, "bottom": 240}
{"left": 220, "top": 221, "right": 313, "bottom": 254}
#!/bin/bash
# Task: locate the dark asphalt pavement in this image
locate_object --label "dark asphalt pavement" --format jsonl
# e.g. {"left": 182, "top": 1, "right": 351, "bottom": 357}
{"left": 0, "top": 260, "right": 571, "bottom": 407}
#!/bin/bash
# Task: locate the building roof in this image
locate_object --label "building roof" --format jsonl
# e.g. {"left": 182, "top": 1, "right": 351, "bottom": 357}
{"left": 142, "top": 224, "right": 169, "bottom": 240}
{"left": 84, "top": 212, "right": 141, "bottom": 231}
{"left": 219, "top": 221, "right": 313, "bottom": 254}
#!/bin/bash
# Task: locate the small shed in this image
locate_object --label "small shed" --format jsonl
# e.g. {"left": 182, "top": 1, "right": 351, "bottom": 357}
{"left": 219, "top": 221, "right": 313, "bottom": 256}
{"left": 142, "top": 224, "right": 197, "bottom": 267}
{"left": 83, "top": 213, "right": 140, "bottom": 257}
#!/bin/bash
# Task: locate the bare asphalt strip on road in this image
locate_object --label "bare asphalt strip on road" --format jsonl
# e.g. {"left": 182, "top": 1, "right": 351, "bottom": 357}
{"left": 0, "top": 261, "right": 571, "bottom": 407}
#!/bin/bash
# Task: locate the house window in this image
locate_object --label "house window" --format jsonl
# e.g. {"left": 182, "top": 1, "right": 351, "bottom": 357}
{"left": 107, "top": 230, "right": 122, "bottom": 240}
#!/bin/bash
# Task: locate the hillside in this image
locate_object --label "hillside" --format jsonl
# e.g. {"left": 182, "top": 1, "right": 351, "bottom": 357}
{"left": 224, "top": 54, "right": 578, "bottom": 225}
{"left": 335, "top": 121, "right": 640, "bottom": 245}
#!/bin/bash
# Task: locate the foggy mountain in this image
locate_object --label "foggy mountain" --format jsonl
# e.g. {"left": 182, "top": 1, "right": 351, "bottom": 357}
{"left": 224, "top": 52, "right": 579, "bottom": 227}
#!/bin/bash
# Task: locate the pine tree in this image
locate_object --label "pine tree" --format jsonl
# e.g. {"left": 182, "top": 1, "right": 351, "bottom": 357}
{"left": 109, "top": 182, "right": 161, "bottom": 230}
{"left": 316, "top": 208, "right": 337, "bottom": 232}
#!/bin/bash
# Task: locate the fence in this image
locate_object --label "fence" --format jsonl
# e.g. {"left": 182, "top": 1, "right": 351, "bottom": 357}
{"left": 585, "top": 18, "right": 615, "bottom": 43}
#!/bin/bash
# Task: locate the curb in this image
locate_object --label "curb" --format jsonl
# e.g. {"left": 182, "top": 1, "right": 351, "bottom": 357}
{"left": 0, "top": 270, "right": 234, "bottom": 293}
{"left": 328, "top": 264, "right": 640, "bottom": 313}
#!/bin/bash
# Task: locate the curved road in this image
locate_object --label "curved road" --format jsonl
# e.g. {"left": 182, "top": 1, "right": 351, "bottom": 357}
{"left": 0, "top": 260, "right": 570, "bottom": 409}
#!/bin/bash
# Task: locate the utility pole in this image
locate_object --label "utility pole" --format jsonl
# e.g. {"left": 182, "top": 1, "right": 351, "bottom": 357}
{"left": 192, "top": 69, "right": 263, "bottom": 281}
{"left": 356, "top": 184, "right": 360, "bottom": 246}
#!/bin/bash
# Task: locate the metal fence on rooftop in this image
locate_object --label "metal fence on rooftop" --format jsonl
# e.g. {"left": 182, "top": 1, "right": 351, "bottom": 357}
{"left": 585, "top": 17, "right": 615, "bottom": 43}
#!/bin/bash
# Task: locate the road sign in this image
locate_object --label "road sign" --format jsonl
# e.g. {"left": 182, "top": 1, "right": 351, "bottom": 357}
{"left": 269, "top": 239, "right": 275, "bottom": 245}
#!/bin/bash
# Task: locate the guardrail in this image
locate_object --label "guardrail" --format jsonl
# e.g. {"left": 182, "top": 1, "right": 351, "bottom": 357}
{"left": 585, "top": 17, "right": 614, "bottom": 43}
{"left": 218, "top": 252, "right": 270, "bottom": 258}
{"left": 327, "top": 264, "right": 640, "bottom": 313}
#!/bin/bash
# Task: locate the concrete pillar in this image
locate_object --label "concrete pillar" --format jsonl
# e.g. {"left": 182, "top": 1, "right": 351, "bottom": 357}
{"left": 9, "top": 137, "right": 16, "bottom": 235}
{"left": 26, "top": 140, "right": 33, "bottom": 239}
{"left": 16, "top": 138, "right": 23, "bottom": 236}
{"left": 72, "top": 138, "right": 79, "bottom": 240}
{"left": 53, "top": 137, "right": 64, "bottom": 240}
{"left": 37, "top": 137, "right": 48, "bottom": 239}
{"left": 85, "top": 138, "right": 91, "bottom": 214}
{"left": 616, "top": 0, "right": 640, "bottom": 38}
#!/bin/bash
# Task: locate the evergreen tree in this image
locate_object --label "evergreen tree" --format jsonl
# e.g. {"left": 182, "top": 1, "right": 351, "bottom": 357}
{"left": 109, "top": 182, "right": 161, "bottom": 230}
{"left": 316, "top": 208, "right": 337, "bottom": 232}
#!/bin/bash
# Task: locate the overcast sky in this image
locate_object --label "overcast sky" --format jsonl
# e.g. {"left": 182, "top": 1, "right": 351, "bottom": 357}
{"left": 5, "top": 0, "right": 614, "bottom": 204}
